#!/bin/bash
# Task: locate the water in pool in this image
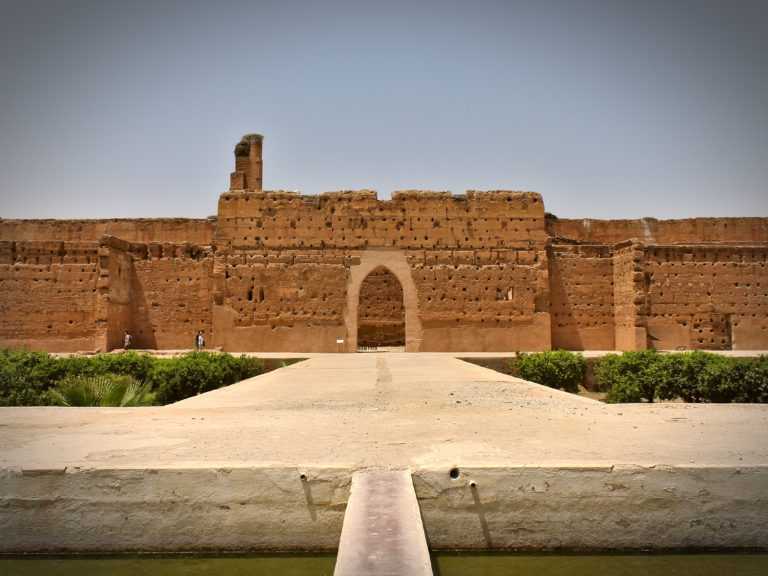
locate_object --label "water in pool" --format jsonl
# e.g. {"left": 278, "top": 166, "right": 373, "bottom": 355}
{"left": 2, "top": 553, "right": 767, "bottom": 575}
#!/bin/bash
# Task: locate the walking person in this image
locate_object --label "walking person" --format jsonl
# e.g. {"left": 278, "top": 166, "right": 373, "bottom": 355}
{"left": 124, "top": 331, "right": 132, "bottom": 350}
{"left": 195, "top": 330, "right": 205, "bottom": 351}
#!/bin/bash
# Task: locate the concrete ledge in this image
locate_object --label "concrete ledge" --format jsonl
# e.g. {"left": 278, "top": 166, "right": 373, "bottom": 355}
{"left": 0, "top": 467, "right": 349, "bottom": 553}
{"left": 2, "top": 465, "right": 766, "bottom": 553}
{"left": 414, "top": 465, "right": 768, "bottom": 550}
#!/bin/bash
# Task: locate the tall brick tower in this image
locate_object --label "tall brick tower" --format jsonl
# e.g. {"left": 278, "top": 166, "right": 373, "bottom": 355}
{"left": 229, "top": 133, "right": 263, "bottom": 191}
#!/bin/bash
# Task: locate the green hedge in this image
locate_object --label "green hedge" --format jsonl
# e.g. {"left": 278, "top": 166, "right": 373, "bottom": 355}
{"left": 0, "top": 350, "right": 265, "bottom": 406}
{"left": 147, "top": 352, "right": 265, "bottom": 403}
{"left": 597, "top": 351, "right": 768, "bottom": 404}
{"left": 512, "top": 350, "right": 586, "bottom": 393}
{"left": 597, "top": 350, "right": 662, "bottom": 403}
{"left": 505, "top": 350, "right": 768, "bottom": 404}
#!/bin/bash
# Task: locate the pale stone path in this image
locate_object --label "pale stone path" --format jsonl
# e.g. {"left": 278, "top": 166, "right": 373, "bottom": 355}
{"left": 1, "top": 352, "right": 767, "bottom": 470}
{"left": 334, "top": 470, "right": 432, "bottom": 576}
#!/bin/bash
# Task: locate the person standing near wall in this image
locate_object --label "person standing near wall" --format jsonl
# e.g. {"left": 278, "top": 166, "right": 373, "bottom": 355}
{"left": 124, "top": 331, "right": 132, "bottom": 350}
{"left": 195, "top": 330, "right": 205, "bottom": 351}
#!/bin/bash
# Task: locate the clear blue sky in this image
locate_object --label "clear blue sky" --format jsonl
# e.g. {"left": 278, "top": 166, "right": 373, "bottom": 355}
{"left": 0, "top": 0, "right": 766, "bottom": 219}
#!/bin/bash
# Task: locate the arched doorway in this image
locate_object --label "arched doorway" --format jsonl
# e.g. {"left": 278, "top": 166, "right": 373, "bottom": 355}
{"left": 357, "top": 266, "right": 405, "bottom": 350}
{"left": 344, "top": 249, "right": 422, "bottom": 352}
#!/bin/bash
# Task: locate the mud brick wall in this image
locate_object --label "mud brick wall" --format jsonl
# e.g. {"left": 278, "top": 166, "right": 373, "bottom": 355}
{"left": 643, "top": 245, "right": 768, "bottom": 350}
{"left": 2, "top": 127, "right": 766, "bottom": 354}
{"left": 95, "top": 237, "right": 134, "bottom": 352}
{"left": 0, "top": 219, "right": 215, "bottom": 245}
{"left": 0, "top": 241, "right": 100, "bottom": 351}
{"left": 406, "top": 247, "right": 550, "bottom": 351}
{"left": 358, "top": 266, "right": 405, "bottom": 347}
{"left": 215, "top": 190, "right": 547, "bottom": 250}
{"left": 213, "top": 190, "right": 551, "bottom": 351}
{"left": 549, "top": 217, "right": 768, "bottom": 245}
{"left": 549, "top": 245, "right": 615, "bottom": 350}
{"left": 211, "top": 248, "right": 350, "bottom": 352}
{"left": 128, "top": 244, "right": 215, "bottom": 350}
{"left": 612, "top": 242, "right": 647, "bottom": 351}
{"left": 408, "top": 250, "right": 543, "bottom": 325}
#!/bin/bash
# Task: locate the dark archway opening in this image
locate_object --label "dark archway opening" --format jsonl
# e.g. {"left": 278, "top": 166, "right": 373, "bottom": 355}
{"left": 357, "top": 266, "right": 405, "bottom": 349}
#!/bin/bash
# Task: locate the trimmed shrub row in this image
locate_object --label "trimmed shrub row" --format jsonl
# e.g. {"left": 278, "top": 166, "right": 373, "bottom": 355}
{"left": 0, "top": 350, "right": 265, "bottom": 406}
{"left": 600, "top": 350, "right": 768, "bottom": 403}
{"left": 515, "top": 350, "right": 586, "bottom": 393}
{"left": 508, "top": 350, "right": 768, "bottom": 403}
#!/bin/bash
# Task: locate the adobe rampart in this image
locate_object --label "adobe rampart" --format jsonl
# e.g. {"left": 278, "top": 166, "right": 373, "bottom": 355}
{"left": 1, "top": 134, "right": 766, "bottom": 352}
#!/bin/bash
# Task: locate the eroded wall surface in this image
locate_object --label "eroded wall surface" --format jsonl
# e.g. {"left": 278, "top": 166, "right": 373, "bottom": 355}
{"left": 0, "top": 218, "right": 215, "bottom": 244}
{"left": 549, "top": 217, "right": 768, "bottom": 245}
{"left": 129, "top": 243, "right": 214, "bottom": 350}
{"left": 643, "top": 245, "right": 768, "bottom": 350}
{"left": 212, "top": 248, "right": 349, "bottom": 352}
{"left": 549, "top": 245, "right": 615, "bottom": 350}
{"left": 0, "top": 132, "right": 766, "bottom": 352}
{"left": 2, "top": 200, "right": 767, "bottom": 352}
{"left": 211, "top": 189, "right": 551, "bottom": 351}
{"left": 0, "top": 241, "right": 101, "bottom": 351}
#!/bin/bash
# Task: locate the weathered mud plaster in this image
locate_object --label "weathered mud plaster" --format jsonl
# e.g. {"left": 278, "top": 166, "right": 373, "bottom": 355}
{"left": 1, "top": 465, "right": 767, "bottom": 553}
{"left": 3, "top": 134, "right": 766, "bottom": 353}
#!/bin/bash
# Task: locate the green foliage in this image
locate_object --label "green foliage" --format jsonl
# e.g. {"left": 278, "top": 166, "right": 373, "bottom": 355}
{"left": 597, "top": 350, "right": 768, "bottom": 404}
{"left": 731, "top": 355, "right": 768, "bottom": 403}
{"left": 598, "top": 350, "right": 661, "bottom": 403}
{"left": 49, "top": 374, "right": 155, "bottom": 407}
{"left": 148, "top": 352, "right": 265, "bottom": 404}
{"left": 0, "top": 349, "right": 265, "bottom": 406}
{"left": 0, "top": 349, "right": 60, "bottom": 405}
{"left": 514, "top": 350, "right": 586, "bottom": 393}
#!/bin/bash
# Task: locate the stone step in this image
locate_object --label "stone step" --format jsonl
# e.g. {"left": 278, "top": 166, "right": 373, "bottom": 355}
{"left": 334, "top": 470, "right": 433, "bottom": 576}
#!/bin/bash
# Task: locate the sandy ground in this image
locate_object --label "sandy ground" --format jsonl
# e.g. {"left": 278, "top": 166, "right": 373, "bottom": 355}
{"left": 1, "top": 353, "right": 767, "bottom": 471}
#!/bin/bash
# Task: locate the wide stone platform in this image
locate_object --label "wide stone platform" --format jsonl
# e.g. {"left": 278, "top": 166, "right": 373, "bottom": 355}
{"left": 1, "top": 353, "right": 767, "bottom": 552}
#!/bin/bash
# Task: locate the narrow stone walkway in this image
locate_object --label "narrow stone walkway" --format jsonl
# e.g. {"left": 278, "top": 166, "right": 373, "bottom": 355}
{"left": 334, "top": 470, "right": 432, "bottom": 576}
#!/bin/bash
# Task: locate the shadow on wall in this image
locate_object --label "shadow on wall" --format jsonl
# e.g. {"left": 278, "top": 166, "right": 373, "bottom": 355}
{"left": 130, "top": 266, "right": 157, "bottom": 349}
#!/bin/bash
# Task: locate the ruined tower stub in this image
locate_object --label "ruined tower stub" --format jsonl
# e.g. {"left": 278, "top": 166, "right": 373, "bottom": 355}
{"left": 230, "top": 133, "right": 263, "bottom": 192}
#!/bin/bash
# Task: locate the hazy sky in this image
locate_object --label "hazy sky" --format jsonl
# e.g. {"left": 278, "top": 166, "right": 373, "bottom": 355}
{"left": 0, "top": 0, "right": 766, "bottom": 219}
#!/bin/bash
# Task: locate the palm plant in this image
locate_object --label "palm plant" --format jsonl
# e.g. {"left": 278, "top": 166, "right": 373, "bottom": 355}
{"left": 48, "top": 374, "right": 155, "bottom": 407}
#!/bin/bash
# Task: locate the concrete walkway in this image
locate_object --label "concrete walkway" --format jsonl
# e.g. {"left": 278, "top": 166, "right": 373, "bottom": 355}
{"left": 1, "top": 353, "right": 767, "bottom": 469}
{"left": 1, "top": 353, "right": 768, "bottom": 552}
{"left": 334, "top": 470, "right": 432, "bottom": 576}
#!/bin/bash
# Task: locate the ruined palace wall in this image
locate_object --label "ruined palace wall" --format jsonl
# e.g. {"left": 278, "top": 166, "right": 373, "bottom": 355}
{"left": 408, "top": 248, "right": 551, "bottom": 351}
{"left": 549, "top": 245, "right": 615, "bottom": 350}
{"left": 214, "top": 190, "right": 552, "bottom": 351}
{"left": 128, "top": 244, "right": 214, "bottom": 350}
{"left": 98, "top": 238, "right": 134, "bottom": 352}
{"left": 211, "top": 249, "right": 349, "bottom": 352}
{"left": 613, "top": 242, "right": 647, "bottom": 351}
{"left": 643, "top": 245, "right": 768, "bottom": 350}
{"left": 549, "top": 217, "right": 768, "bottom": 245}
{"left": 216, "top": 190, "right": 547, "bottom": 250}
{"left": 0, "top": 241, "right": 100, "bottom": 352}
{"left": 0, "top": 219, "right": 215, "bottom": 245}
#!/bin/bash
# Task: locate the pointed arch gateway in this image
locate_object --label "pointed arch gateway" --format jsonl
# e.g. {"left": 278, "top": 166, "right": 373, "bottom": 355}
{"left": 345, "top": 250, "right": 422, "bottom": 352}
